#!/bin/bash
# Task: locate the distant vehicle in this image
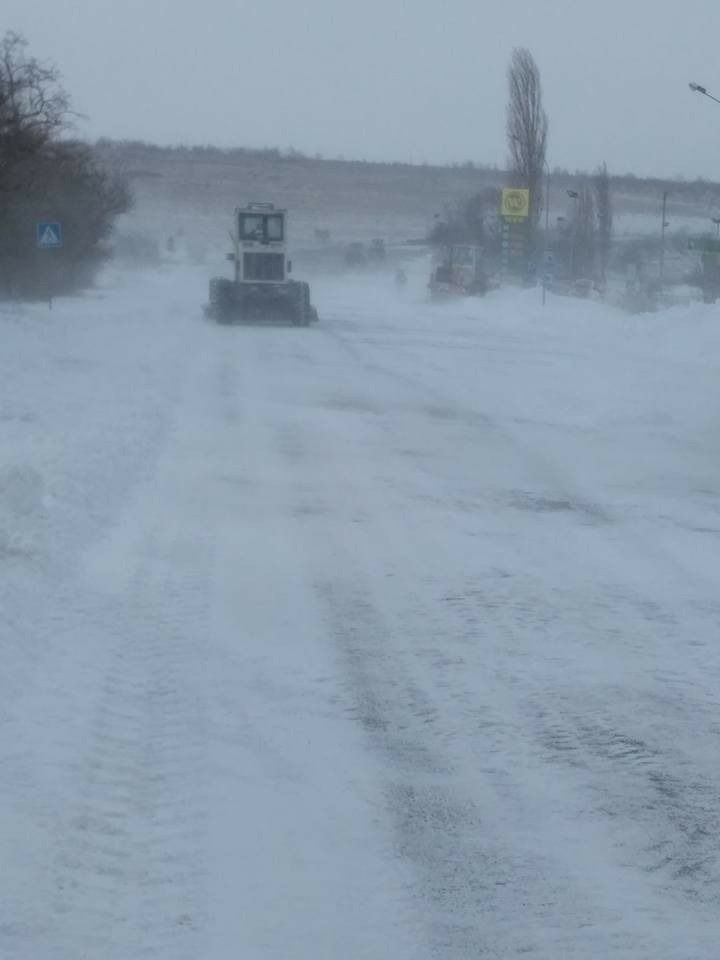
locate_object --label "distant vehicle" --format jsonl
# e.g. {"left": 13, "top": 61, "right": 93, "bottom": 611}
{"left": 428, "top": 244, "right": 487, "bottom": 299}
{"left": 344, "top": 242, "right": 366, "bottom": 267}
{"left": 368, "top": 238, "right": 386, "bottom": 262}
{"left": 206, "top": 203, "right": 317, "bottom": 325}
{"left": 571, "top": 278, "right": 593, "bottom": 298}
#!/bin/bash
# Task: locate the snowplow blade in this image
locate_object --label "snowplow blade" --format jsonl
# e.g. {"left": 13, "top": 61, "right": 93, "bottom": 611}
{"left": 207, "top": 279, "right": 317, "bottom": 326}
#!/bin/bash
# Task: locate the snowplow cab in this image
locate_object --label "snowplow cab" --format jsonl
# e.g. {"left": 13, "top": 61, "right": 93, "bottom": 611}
{"left": 206, "top": 202, "right": 318, "bottom": 325}
{"left": 232, "top": 203, "right": 288, "bottom": 283}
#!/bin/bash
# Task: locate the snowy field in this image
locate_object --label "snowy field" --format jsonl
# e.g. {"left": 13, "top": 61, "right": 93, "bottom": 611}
{"left": 1, "top": 262, "right": 720, "bottom": 959}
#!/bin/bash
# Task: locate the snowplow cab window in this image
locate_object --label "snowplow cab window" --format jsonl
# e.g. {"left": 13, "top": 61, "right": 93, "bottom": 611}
{"left": 239, "top": 215, "right": 264, "bottom": 241}
{"left": 238, "top": 214, "right": 284, "bottom": 243}
{"left": 266, "top": 215, "right": 284, "bottom": 241}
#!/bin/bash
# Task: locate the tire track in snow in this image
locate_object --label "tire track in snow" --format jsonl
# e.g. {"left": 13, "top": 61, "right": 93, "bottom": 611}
{"left": 439, "top": 573, "right": 720, "bottom": 910}
{"left": 325, "top": 303, "right": 720, "bottom": 911}
{"left": 263, "top": 319, "right": 720, "bottom": 957}
{"left": 529, "top": 697, "right": 720, "bottom": 901}
{"left": 322, "top": 323, "right": 614, "bottom": 526}
{"left": 262, "top": 392, "right": 582, "bottom": 958}
{"left": 313, "top": 572, "right": 623, "bottom": 959}
{"left": 49, "top": 536, "right": 210, "bottom": 960}
{"left": 39, "top": 327, "right": 220, "bottom": 960}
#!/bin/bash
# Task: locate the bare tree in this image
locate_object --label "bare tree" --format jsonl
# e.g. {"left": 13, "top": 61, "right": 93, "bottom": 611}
{"left": 0, "top": 33, "right": 131, "bottom": 298}
{"left": 0, "top": 32, "right": 70, "bottom": 192}
{"left": 429, "top": 187, "right": 502, "bottom": 251}
{"left": 594, "top": 162, "right": 613, "bottom": 292}
{"left": 506, "top": 48, "right": 548, "bottom": 234}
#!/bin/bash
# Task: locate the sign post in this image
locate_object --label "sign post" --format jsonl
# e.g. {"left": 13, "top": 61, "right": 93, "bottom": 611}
{"left": 500, "top": 190, "right": 530, "bottom": 283}
{"left": 37, "top": 222, "right": 63, "bottom": 309}
{"left": 542, "top": 252, "right": 555, "bottom": 305}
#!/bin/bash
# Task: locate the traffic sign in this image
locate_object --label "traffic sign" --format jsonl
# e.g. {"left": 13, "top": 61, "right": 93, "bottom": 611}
{"left": 501, "top": 189, "right": 530, "bottom": 220}
{"left": 37, "top": 222, "right": 63, "bottom": 248}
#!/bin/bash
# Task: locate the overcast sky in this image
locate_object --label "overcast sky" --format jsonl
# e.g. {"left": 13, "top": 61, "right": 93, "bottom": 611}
{"left": 5, "top": 0, "right": 720, "bottom": 178}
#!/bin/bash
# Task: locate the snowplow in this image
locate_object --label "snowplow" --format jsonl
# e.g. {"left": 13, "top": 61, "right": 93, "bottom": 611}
{"left": 206, "top": 203, "right": 318, "bottom": 325}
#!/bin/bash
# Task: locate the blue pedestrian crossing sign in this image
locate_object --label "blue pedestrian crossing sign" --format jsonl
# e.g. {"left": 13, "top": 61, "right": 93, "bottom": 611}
{"left": 37, "top": 222, "right": 63, "bottom": 248}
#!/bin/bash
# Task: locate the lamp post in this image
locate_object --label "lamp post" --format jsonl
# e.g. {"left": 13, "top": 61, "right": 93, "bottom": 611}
{"left": 660, "top": 191, "right": 670, "bottom": 291}
{"left": 542, "top": 161, "right": 551, "bottom": 305}
{"left": 567, "top": 190, "right": 580, "bottom": 282}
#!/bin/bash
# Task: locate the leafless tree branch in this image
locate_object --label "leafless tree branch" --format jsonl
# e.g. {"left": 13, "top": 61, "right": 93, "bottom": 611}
{"left": 0, "top": 31, "right": 71, "bottom": 190}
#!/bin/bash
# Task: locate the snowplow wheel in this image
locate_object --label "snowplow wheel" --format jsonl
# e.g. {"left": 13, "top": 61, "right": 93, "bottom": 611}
{"left": 302, "top": 283, "right": 319, "bottom": 323}
{"left": 290, "top": 281, "right": 311, "bottom": 327}
{"left": 209, "top": 277, "right": 237, "bottom": 324}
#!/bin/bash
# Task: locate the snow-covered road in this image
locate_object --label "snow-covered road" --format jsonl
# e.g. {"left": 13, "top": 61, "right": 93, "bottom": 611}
{"left": 2, "top": 265, "right": 720, "bottom": 958}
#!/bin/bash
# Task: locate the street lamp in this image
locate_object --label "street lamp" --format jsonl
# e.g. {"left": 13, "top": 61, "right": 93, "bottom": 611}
{"left": 689, "top": 82, "right": 720, "bottom": 106}
{"left": 566, "top": 190, "right": 580, "bottom": 280}
{"left": 542, "top": 160, "right": 552, "bottom": 305}
{"left": 660, "top": 191, "right": 670, "bottom": 290}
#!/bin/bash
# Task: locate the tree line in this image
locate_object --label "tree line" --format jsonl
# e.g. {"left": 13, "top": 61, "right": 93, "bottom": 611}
{"left": 0, "top": 32, "right": 131, "bottom": 298}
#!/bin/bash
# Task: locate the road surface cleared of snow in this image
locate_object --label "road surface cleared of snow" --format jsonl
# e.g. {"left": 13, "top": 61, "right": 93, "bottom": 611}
{"left": 1, "top": 263, "right": 720, "bottom": 959}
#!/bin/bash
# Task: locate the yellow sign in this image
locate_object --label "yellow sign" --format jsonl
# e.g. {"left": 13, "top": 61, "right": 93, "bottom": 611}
{"left": 501, "top": 188, "right": 530, "bottom": 219}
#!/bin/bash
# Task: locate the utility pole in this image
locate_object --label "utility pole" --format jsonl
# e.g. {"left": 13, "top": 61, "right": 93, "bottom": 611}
{"left": 567, "top": 190, "right": 579, "bottom": 283}
{"left": 660, "top": 191, "right": 669, "bottom": 290}
{"left": 542, "top": 162, "right": 551, "bottom": 306}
